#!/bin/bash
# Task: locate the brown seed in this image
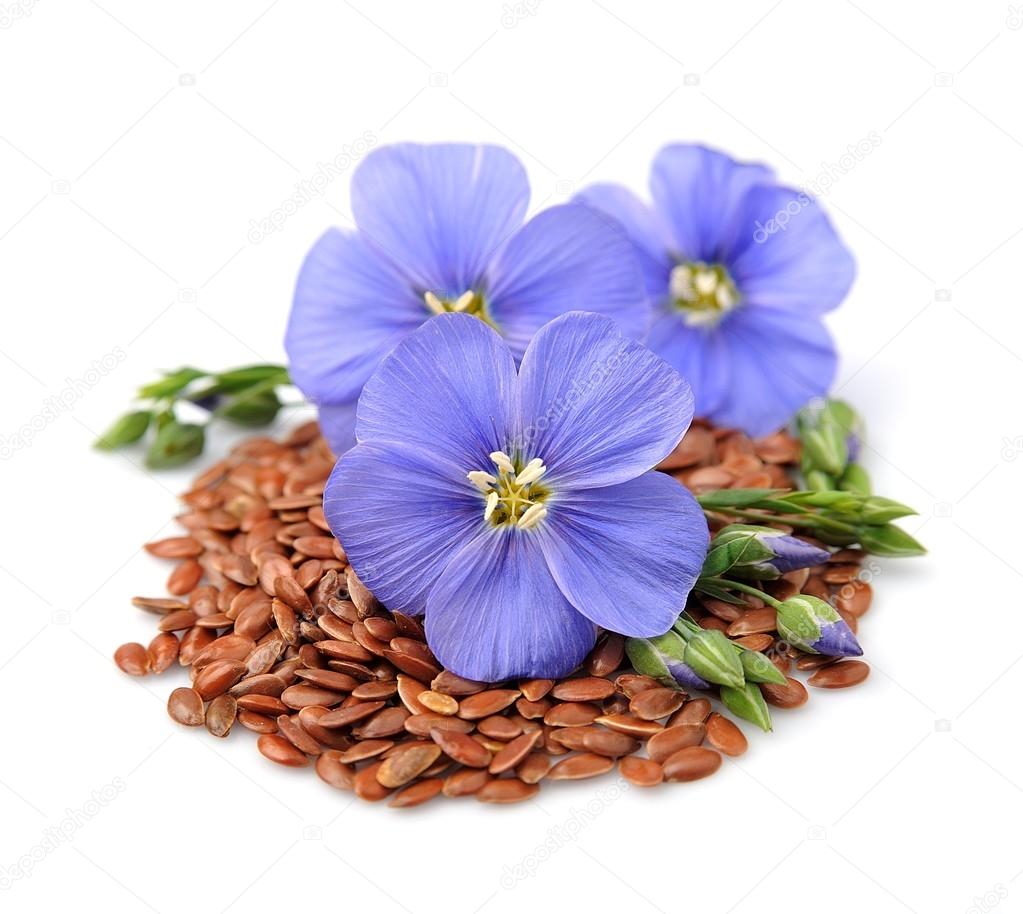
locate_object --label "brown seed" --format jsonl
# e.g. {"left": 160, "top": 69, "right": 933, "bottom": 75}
{"left": 614, "top": 673, "right": 661, "bottom": 697}
{"left": 146, "top": 632, "right": 179, "bottom": 673}
{"left": 476, "top": 778, "right": 539, "bottom": 804}
{"left": 353, "top": 761, "right": 392, "bottom": 801}
{"left": 193, "top": 633, "right": 257, "bottom": 668}
{"left": 315, "top": 750, "right": 355, "bottom": 789}
{"left": 619, "top": 756, "right": 664, "bottom": 787}
{"left": 834, "top": 580, "right": 872, "bottom": 617}
{"left": 316, "top": 700, "right": 385, "bottom": 729}
{"left": 417, "top": 690, "right": 459, "bottom": 715}
{"left": 761, "top": 676, "right": 809, "bottom": 708}
{"left": 458, "top": 689, "right": 521, "bottom": 720}
{"left": 205, "top": 695, "right": 238, "bottom": 738}
{"left": 516, "top": 752, "right": 552, "bottom": 784}
{"left": 271, "top": 599, "right": 300, "bottom": 644}
{"left": 382, "top": 649, "right": 441, "bottom": 681}
{"left": 273, "top": 574, "right": 313, "bottom": 617}
{"left": 629, "top": 688, "right": 686, "bottom": 721}
{"left": 586, "top": 633, "right": 625, "bottom": 677}
{"left": 352, "top": 706, "right": 410, "bottom": 739}
{"left": 671, "top": 698, "right": 713, "bottom": 725}
{"left": 515, "top": 697, "right": 551, "bottom": 719}
{"left": 662, "top": 746, "right": 722, "bottom": 782}
{"left": 145, "top": 536, "right": 202, "bottom": 558}
{"left": 733, "top": 634, "right": 774, "bottom": 652}
{"left": 238, "top": 710, "right": 278, "bottom": 734}
{"left": 429, "top": 728, "right": 492, "bottom": 768}
{"left": 230, "top": 672, "right": 287, "bottom": 697}
{"left": 167, "top": 559, "right": 203, "bottom": 595}
{"left": 389, "top": 778, "right": 443, "bottom": 808}
{"left": 297, "top": 706, "right": 353, "bottom": 750}
{"left": 594, "top": 714, "right": 663, "bottom": 738}
{"left": 194, "top": 660, "right": 247, "bottom": 699}
{"left": 179, "top": 626, "right": 216, "bottom": 665}
{"left": 581, "top": 729, "right": 641, "bottom": 758}
{"left": 443, "top": 767, "right": 492, "bottom": 797}
{"left": 237, "top": 694, "right": 288, "bottom": 715}
{"left": 281, "top": 684, "right": 343, "bottom": 710}
{"left": 345, "top": 568, "right": 378, "bottom": 615}
{"left": 132, "top": 596, "right": 187, "bottom": 614}
{"left": 647, "top": 723, "right": 706, "bottom": 761}
{"left": 295, "top": 669, "right": 359, "bottom": 692}
{"left": 701, "top": 598, "right": 744, "bottom": 623}
{"left": 543, "top": 702, "right": 601, "bottom": 728}
{"left": 376, "top": 743, "right": 443, "bottom": 787}
{"left": 405, "top": 713, "right": 474, "bottom": 737}
{"left": 257, "top": 733, "right": 309, "bottom": 767}
{"left": 548, "top": 753, "right": 615, "bottom": 780}
{"left": 276, "top": 714, "right": 323, "bottom": 755}
{"left": 489, "top": 729, "right": 543, "bottom": 774}
{"left": 114, "top": 642, "right": 149, "bottom": 679}
{"left": 551, "top": 677, "right": 616, "bottom": 702}
{"left": 478, "top": 716, "right": 522, "bottom": 740}
{"left": 705, "top": 713, "right": 747, "bottom": 756}
{"left": 167, "top": 687, "right": 204, "bottom": 726}
{"left": 519, "top": 678, "right": 554, "bottom": 702}
{"left": 823, "top": 564, "right": 860, "bottom": 585}
{"left": 350, "top": 680, "right": 398, "bottom": 700}
{"left": 158, "top": 609, "right": 198, "bottom": 633}
{"left": 727, "top": 608, "right": 777, "bottom": 636}
{"left": 338, "top": 740, "right": 394, "bottom": 764}
{"left": 315, "top": 640, "right": 374, "bottom": 663}
{"left": 808, "top": 660, "right": 870, "bottom": 689}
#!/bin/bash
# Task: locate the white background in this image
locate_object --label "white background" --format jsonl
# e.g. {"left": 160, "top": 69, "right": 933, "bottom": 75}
{"left": 1, "top": 1, "right": 1020, "bottom": 912}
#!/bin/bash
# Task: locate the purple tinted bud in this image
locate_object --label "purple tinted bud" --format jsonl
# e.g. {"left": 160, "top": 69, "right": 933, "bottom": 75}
{"left": 764, "top": 533, "right": 831, "bottom": 573}
{"left": 846, "top": 432, "right": 861, "bottom": 464}
{"left": 665, "top": 658, "right": 711, "bottom": 690}
{"left": 811, "top": 618, "right": 862, "bottom": 657}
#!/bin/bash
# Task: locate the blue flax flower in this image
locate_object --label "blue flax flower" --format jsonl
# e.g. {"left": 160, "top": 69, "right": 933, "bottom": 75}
{"left": 323, "top": 311, "right": 709, "bottom": 682}
{"left": 286, "top": 143, "right": 649, "bottom": 454}
{"left": 576, "top": 144, "right": 855, "bottom": 436}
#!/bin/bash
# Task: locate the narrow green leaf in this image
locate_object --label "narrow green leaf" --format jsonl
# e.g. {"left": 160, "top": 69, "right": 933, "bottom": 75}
{"left": 145, "top": 421, "right": 205, "bottom": 469}
{"left": 720, "top": 682, "right": 772, "bottom": 731}
{"left": 94, "top": 410, "right": 151, "bottom": 450}
{"left": 858, "top": 524, "right": 926, "bottom": 557}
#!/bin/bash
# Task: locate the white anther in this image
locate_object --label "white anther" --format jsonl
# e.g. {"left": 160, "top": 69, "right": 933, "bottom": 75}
{"left": 715, "top": 284, "right": 735, "bottom": 309}
{"left": 484, "top": 491, "right": 499, "bottom": 521}
{"left": 514, "top": 460, "right": 546, "bottom": 486}
{"left": 451, "top": 290, "right": 475, "bottom": 312}
{"left": 467, "top": 470, "right": 497, "bottom": 491}
{"left": 424, "top": 291, "right": 446, "bottom": 314}
{"left": 694, "top": 270, "right": 717, "bottom": 296}
{"left": 490, "top": 450, "right": 515, "bottom": 474}
{"left": 517, "top": 504, "right": 548, "bottom": 531}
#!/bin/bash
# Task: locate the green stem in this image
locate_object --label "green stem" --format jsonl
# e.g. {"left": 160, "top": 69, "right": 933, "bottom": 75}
{"left": 702, "top": 505, "right": 858, "bottom": 536}
{"left": 699, "top": 576, "right": 784, "bottom": 610}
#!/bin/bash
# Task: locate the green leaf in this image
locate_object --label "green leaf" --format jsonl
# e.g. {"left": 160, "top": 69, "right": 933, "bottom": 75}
{"left": 857, "top": 496, "right": 917, "bottom": 525}
{"left": 858, "top": 523, "right": 926, "bottom": 557}
{"left": 624, "top": 637, "right": 672, "bottom": 681}
{"left": 683, "top": 629, "right": 745, "bottom": 689}
{"left": 137, "top": 367, "right": 206, "bottom": 400}
{"left": 720, "top": 682, "right": 772, "bottom": 731}
{"left": 838, "top": 463, "right": 872, "bottom": 495}
{"left": 145, "top": 420, "right": 205, "bottom": 469}
{"left": 94, "top": 410, "right": 151, "bottom": 450}
{"left": 696, "top": 488, "right": 785, "bottom": 509}
{"left": 214, "top": 364, "right": 290, "bottom": 392}
{"left": 740, "top": 650, "right": 787, "bottom": 685}
{"left": 219, "top": 389, "right": 282, "bottom": 427}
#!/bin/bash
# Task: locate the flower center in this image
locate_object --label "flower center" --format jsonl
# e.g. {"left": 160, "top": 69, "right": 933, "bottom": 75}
{"left": 467, "top": 451, "right": 549, "bottom": 530}
{"left": 424, "top": 289, "right": 497, "bottom": 329}
{"left": 669, "top": 262, "right": 740, "bottom": 328}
